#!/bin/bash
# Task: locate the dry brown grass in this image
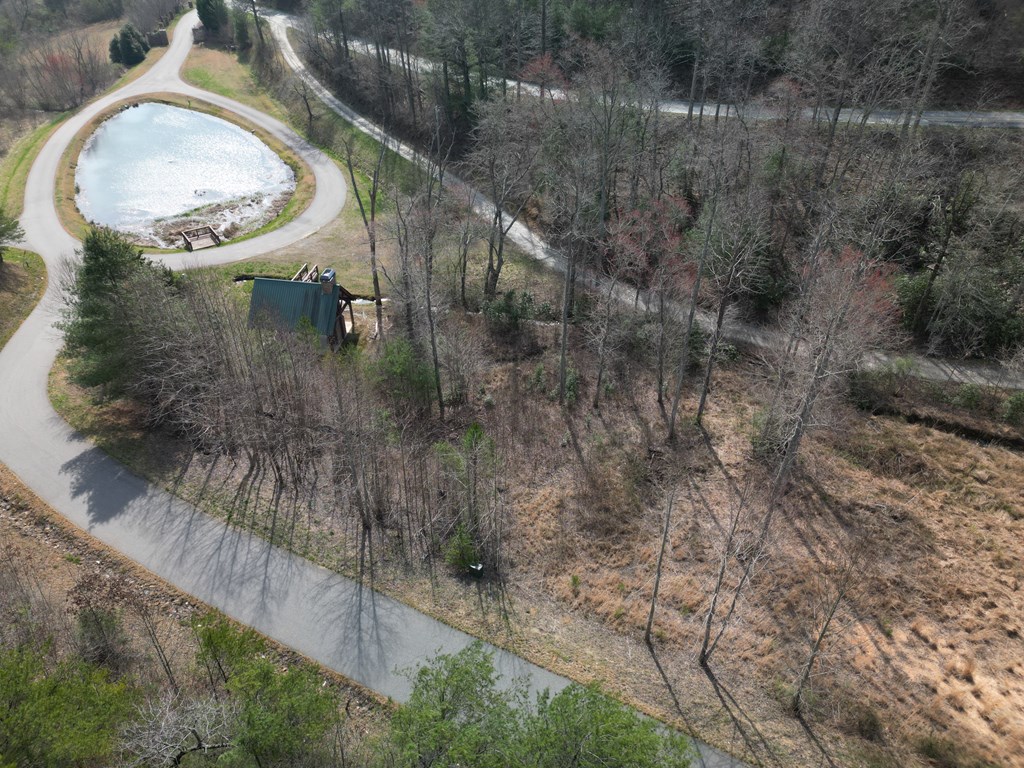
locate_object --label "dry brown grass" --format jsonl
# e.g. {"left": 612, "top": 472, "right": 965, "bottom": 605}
{"left": 46, "top": 292, "right": 1024, "bottom": 766}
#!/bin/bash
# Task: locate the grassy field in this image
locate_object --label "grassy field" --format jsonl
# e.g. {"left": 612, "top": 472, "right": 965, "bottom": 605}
{"left": 0, "top": 249, "right": 46, "bottom": 350}
{"left": 183, "top": 46, "right": 289, "bottom": 121}
{"left": 0, "top": 119, "right": 60, "bottom": 218}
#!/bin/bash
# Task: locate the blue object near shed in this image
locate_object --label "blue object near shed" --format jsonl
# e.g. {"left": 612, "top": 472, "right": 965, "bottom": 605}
{"left": 248, "top": 277, "right": 341, "bottom": 339}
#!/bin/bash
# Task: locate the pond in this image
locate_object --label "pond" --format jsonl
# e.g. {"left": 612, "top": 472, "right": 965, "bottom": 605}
{"left": 75, "top": 102, "right": 296, "bottom": 248}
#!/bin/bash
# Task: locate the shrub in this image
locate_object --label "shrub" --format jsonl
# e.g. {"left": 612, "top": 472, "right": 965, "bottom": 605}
{"left": 916, "top": 736, "right": 966, "bottom": 768}
{"left": 952, "top": 383, "right": 982, "bottom": 410}
{"left": 113, "top": 24, "right": 149, "bottom": 67}
{"left": 716, "top": 343, "right": 740, "bottom": 363}
{"left": 444, "top": 524, "right": 480, "bottom": 573}
{"left": 228, "top": 657, "right": 339, "bottom": 765}
{"left": 563, "top": 365, "right": 580, "bottom": 406}
{"left": 193, "top": 612, "right": 264, "bottom": 685}
{"left": 373, "top": 338, "right": 434, "bottom": 416}
{"left": 844, "top": 702, "right": 884, "bottom": 742}
{"left": 686, "top": 324, "right": 707, "bottom": 371}
{"left": 751, "top": 408, "right": 788, "bottom": 461}
{"left": 1003, "top": 391, "right": 1024, "bottom": 426}
{"left": 388, "top": 644, "right": 693, "bottom": 767}
{"left": 0, "top": 647, "right": 133, "bottom": 766}
{"left": 75, "top": 608, "right": 132, "bottom": 675}
{"left": 849, "top": 357, "right": 919, "bottom": 411}
{"left": 483, "top": 289, "right": 534, "bottom": 338}
{"left": 529, "top": 363, "right": 545, "bottom": 392}
{"left": 232, "top": 7, "right": 251, "bottom": 49}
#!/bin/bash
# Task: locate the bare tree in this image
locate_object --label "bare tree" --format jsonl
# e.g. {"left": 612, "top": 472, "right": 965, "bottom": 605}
{"left": 791, "top": 542, "right": 864, "bottom": 715}
{"left": 695, "top": 188, "right": 771, "bottom": 426}
{"left": 344, "top": 135, "right": 388, "bottom": 339}
{"left": 758, "top": 232, "right": 898, "bottom": 496}
{"left": 470, "top": 98, "right": 541, "bottom": 300}
{"left": 120, "top": 694, "right": 237, "bottom": 767}
{"left": 698, "top": 481, "right": 771, "bottom": 668}
{"left": 667, "top": 131, "right": 728, "bottom": 440}
{"left": 127, "top": 0, "right": 179, "bottom": 35}
{"left": 644, "top": 489, "right": 676, "bottom": 646}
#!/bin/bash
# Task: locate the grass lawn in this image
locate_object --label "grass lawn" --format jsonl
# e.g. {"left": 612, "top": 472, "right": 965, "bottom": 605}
{"left": 0, "top": 120, "right": 61, "bottom": 218}
{"left": 0, "top": 249, "right": 47, "bottom": 350}
{"left": 183, "top": 46, "right": 288, "bottom": 121}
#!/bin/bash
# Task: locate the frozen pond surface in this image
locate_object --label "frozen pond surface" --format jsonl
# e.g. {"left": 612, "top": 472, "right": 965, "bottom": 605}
{"left": 75, "top": 102, "right": 295, "bottom": 247}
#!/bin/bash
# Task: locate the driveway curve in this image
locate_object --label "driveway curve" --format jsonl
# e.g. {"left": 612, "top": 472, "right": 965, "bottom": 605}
{"left": 0, "top": 10, "right": 746, "bottom": 768}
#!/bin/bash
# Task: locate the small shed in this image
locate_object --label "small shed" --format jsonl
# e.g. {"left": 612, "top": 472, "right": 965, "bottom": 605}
{"left": 147, "top": 29, "right": 169, "bottom": 47}
{"left": 247, "top": 268, "right": 355, "bottom": 348}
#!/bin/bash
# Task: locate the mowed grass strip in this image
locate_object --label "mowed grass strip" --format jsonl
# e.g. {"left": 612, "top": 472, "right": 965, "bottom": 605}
{"left": 0, "top": 249, "right": 47, "bottom": 350}
{"left": 0, "top": 120, "right": 62, "bottom": 218}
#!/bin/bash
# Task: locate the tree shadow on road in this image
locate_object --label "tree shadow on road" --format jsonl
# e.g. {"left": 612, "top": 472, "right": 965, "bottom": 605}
{"left": 59, "top": 444, "right": 147, "bottom": 526}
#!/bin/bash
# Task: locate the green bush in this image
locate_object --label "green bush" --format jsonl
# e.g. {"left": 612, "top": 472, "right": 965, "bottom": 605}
{"left": 0, "top": 647, "right": 133, "bottom": 767}
{"left": 373, "top": 338, "right": 435, "bottom": 415}
{"left": 228, "top": 657, "right": 339, "bottom": 765}
{"left": 952, "top": 383, "right": 982, "bottom": 410}
{"left": 563, "top": 365, "right": 580, "bottom": 406}
{"left": 483, "top": 289, "right": 534, "bottom": 338}
{"left": 388, "top": 643, "right": 693, "bottom": 767}
{"left": 193, "top": 612, "right": 264, "bottom": 685}
{"left": 444, "top": 524, "right": 480, "bottom": 573}
{"left": 112, "top": 24, "right": 149, "bottom": 67}
{"left": 716, "top": 343, "right": 740, "bottom": 363}
{"left": 1003, "top": 391, "right": 1024, "bottom": 426}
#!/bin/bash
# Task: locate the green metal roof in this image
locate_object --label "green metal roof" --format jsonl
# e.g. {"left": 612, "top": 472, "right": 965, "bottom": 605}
{"left": 248, "top": 278, "right": 340, "bottom": 337}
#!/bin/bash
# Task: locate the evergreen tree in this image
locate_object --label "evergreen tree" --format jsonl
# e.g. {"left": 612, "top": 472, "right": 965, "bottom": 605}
{"left": 197, "top": 0, "right": 228, "bottom": 33}
{"left": 114, "top": 23, "right": 149, "bottom": 66}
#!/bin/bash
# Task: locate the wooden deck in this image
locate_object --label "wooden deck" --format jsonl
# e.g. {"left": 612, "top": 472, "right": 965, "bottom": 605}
{"left": 180, "top": 226, "right": 221, "bottom": 251}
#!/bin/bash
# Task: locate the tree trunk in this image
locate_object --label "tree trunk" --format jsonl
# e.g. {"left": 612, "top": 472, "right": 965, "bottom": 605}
{"left": 696, "top": 293, "right": 731, "bottom": 425}
{"left": 668, "top": 194, "right": 718, "bottom": 440}
{"left": 645, "top": 491, "right": 676, "bottom": 645}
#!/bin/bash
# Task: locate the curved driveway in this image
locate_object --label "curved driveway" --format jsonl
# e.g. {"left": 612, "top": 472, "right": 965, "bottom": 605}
{"left": 0, "top": 11, "right": 745, "bottom": 768}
